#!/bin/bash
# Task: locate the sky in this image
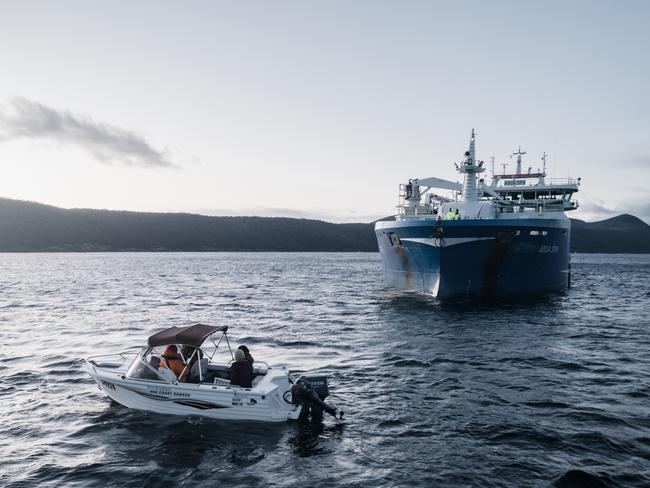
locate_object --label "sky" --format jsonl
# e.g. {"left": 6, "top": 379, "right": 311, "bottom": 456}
{"left": 0, "top": 0, "right": 649, "bottom": 223}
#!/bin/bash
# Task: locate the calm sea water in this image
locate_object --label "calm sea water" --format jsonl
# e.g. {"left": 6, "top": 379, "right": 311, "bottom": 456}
{"left": 0, "top": 253, "right": 649, "bottom": 487}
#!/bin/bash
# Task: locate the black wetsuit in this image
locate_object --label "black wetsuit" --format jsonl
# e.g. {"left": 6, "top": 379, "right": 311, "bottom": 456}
{"left": 229, "top": 359, "right": 253, "bottom": 388}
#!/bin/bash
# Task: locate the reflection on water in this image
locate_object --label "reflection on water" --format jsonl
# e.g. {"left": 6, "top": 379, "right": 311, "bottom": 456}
{"left": 1, "top": 252, "right": 649, "bottom": 487}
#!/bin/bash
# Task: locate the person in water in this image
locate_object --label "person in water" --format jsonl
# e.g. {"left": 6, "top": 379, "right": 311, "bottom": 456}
{"left": 230, "top": 348, "right": 253, "bottom": 388}
{"left": 160, "top": 345, "right": 188, "bottom": 382}
{"left": 237, "top": 345, "right": 254, "bottom": 365}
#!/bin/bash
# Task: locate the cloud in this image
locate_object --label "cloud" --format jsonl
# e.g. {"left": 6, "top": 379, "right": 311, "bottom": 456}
{"left": 576, "top": 194, "right": 650, "bottom": 224}
{"left": 627, "top": 155, "right": 650, "bottom": 169}
{"left": 629, "top": 201, "right": 650, "bottom": 223}
{"left": 578, "top": 197, "right": 618, "bottom": 218}
{"left": 0, "top": 97, "right": 174, "bottom": 168}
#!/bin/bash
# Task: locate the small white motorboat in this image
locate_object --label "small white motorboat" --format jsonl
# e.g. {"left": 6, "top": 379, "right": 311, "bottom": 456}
{"left": 83, "top": 323, "right": 341, "bottom": 423}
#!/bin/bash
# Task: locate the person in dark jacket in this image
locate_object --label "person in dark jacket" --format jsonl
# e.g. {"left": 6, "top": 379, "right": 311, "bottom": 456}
{"left": 230, "top": 348, "right": 253, "bottom": 388}
{"left": 237, "top": 345, "right": 254, "bottom": 366}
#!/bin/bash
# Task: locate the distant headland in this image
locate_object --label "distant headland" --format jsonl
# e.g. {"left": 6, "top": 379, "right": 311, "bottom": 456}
{"left": 1, "top": 198, "right": 649, "bottom": 253}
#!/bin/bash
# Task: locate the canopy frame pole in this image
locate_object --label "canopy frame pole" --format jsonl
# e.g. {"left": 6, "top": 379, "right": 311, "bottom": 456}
{"left": 193, "top": 349, "right": 202, "bottom": 382}
{"left": 208, "top": 333, "right": 223, "bottom": 361}
{"left": 178, "top": 347, "right": 199, "bottom": 383}
{"left": 224, "top": 332, "right": 234, "bottom": 360}
{"left": 209, "top": 330, "right": 230, "bottom": 361}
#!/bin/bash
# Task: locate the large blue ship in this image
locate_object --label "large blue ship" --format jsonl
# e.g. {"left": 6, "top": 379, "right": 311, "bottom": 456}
{"left": 375, "top": 131, "right": 580, "bottom": 297}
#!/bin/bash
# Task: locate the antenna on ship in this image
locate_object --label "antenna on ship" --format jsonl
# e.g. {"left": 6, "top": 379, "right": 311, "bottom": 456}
{"left": 512, "top": 146, "right": 526, "bottom": 175}
{"left": 457, "top": 128, "right": 484, "bottom": 202}
{"left": 468, "top": 128, "right": 476, "bottom": 164}
{"left": 490, "top": 156, "right": 495, "bottom": 184}
{"left": 539, "top": 151, "right": 548, "bottom": 185}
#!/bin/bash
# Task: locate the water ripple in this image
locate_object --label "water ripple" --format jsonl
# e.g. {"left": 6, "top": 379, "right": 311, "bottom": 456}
{"left": 0, "top": 252, "right": 649, "bottom": 487}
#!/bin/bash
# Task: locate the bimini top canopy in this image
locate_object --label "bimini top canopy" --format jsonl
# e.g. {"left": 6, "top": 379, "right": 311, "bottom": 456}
{"left": 147, "top": 323, "right": 227, "bottom": 348}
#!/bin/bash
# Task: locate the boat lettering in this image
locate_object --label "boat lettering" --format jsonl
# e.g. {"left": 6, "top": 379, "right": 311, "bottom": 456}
{"left": 101, "top": 380, "right": 116, "bottom": 391}
{"left": 147, "top": 386, "right": 191, "bottom": 398}
{"left": 538, "top": 245, "right": 559, "bottom": 254}
{"left": 232, "top": 391, "right": 243, "bottom": 406}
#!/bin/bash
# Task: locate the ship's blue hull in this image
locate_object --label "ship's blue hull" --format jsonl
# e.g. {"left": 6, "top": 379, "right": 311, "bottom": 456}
{"left": 375, "top": 218, "right": 571, "bottom": 297}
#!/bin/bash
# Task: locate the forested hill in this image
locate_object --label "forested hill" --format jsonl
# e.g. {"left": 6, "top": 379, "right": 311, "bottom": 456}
{"left": 0, "top": 198, "right": 375, "bottom": 252}
{"left": 1, "top": 198, "right": 649, "bottom": 253}
{"left": 570, "top": 214, "right": 650, "bottom": 253}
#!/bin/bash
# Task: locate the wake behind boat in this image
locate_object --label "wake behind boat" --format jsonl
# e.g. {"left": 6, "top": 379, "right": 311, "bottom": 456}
{"left": 83, "top": 323, "right": 342, "bottom": 423}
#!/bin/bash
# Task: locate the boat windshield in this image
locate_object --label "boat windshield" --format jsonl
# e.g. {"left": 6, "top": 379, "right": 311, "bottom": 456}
{"left": 126, "top": 350, "right": 173, "bottom": 382}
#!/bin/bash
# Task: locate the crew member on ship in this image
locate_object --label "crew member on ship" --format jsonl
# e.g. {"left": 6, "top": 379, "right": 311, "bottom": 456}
{"left": 446, "top": 209, "right": 455, "bottom": 220}
{"left": 454, "top": 209, "right": 461, "bottom": 220}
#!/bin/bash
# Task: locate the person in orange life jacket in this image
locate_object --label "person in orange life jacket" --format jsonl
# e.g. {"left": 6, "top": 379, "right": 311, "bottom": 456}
{"left": 230, "top": 348, "right": 253, "bottom": 388}
{"left": 160, "top": 345, "right": 188, "bottom": 382}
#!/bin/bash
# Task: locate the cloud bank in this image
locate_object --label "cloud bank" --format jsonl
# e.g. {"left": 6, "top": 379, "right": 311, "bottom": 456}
{"left": 0, "top": 97, "right": 174, "bottom": 168}
{"left": 577, "top": 195, "right": 650, "bottom": 224}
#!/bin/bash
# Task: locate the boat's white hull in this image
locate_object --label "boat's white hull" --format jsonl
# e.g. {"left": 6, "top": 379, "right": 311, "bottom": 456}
{"left": 84, "top": 360, "right": 302, "bottom": 423}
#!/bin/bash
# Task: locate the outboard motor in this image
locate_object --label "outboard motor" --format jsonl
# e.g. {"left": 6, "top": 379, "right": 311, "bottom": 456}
{"left": 290, "top": 376, "right": 343, "bottom": 420}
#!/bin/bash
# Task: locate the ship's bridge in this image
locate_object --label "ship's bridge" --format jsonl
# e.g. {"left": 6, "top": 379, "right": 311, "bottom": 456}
{"left": 489, "top": 175, "right": 580, "bottom": 213}
{"left": 394, "top": 132, "right": 580, "bottom": 221}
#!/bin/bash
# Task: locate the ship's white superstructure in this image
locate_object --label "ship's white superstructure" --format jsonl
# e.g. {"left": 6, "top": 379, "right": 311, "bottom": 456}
{"left": 396, "top": 130, "right": 579, "bottom": 222}
{"left": 375, "top": 130, "right": 580, "bottom": 297}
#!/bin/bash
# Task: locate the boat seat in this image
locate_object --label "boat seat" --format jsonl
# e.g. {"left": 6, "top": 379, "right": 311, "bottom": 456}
{"left": 253, "top": 365, "right": 268, "bottom": 376}
{"left": 189, "top": 358, "right": 209, "bottom": 382}
{"left": 204, "top": 362, "right": 266, "bottom": 382}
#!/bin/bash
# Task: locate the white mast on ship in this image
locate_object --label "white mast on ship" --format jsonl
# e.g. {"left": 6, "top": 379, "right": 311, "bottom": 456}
{"left": 540, "top": 151, "right": 548, "bottom": 185}
{"left": 489, "top": 156, "right": 495, "bottom": 185}
{"left": 512, "top": 146, "right": 526, "bottom": 175}
{"left": 457, "top": 129, "right": 485, "bottom": 202}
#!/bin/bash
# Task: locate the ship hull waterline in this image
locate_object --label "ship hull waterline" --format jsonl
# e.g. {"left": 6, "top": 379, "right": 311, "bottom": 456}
{"left": 375, "top": 218, "right": 571, "bottom": 298}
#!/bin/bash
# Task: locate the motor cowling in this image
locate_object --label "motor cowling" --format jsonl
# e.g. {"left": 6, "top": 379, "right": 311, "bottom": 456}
{"left": 301, "top": 376, "right": 329, "bottom": 400}
{"left": 291, "top": 376, "right": 342, "bottom": 419}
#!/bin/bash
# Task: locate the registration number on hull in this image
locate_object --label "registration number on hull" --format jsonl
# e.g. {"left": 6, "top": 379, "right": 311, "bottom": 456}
{"left": 538, "top": 245, "right": 559, "bottom": 254}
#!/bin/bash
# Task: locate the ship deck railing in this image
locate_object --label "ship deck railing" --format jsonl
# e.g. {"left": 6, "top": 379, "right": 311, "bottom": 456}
{"left": 492, "top": 177, "right": 579, "bottom": 189}
{"left": 495, "top": 199, "right": 578, "bottom": 213}
{"left": 398, "top": 205, "right": 438, "bottom": 217}
{"left": 396, "top": 198, "right": 578, "bottom": 218}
